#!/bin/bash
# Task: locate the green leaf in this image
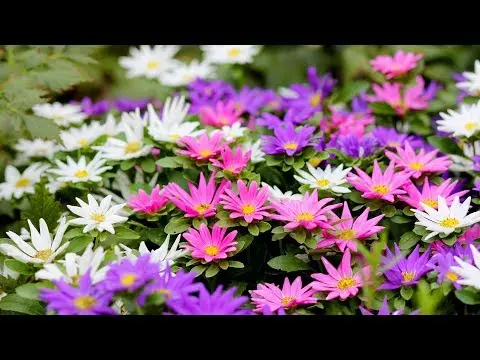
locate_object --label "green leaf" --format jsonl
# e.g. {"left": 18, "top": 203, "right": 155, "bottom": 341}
{"left": 164, "top": 217, "right": 191, "bottom": 234}
{"left": 293, "top": 158, "right": 305, "bottom": 170}
{"left": 205, "top": 264, "right": 220, "bottom": 278}
{"left": 66, "top": 236, "right": 92, "bottom": 253}
{"left": 3, "top": 81, "right": 47, "bottom": 111}
{"left": 393, "top": 297, "right": 405, "bottom": 310}
{"left": 0, "top": 294, "right": 44, "bottom": 315}
{"left": 427, "top": 136, "right": 463, "bottom": 156}
{"left": 284, "top": 157, "right": 295, "bottom": 165}
{"left": 191, "top": 265, "right": 207, "bottom": 277}
{"left": 4, "top": 259, "right": 35, "bottom": 275}
{"left": 63, "top": 228, "right": 85, "bottom": 240}
{"left": 442, "top": 235, "right": 457, "bottom": 246}
{"left": 20, "top": 184, "right": 62, "bottom": 230}
{"left": 215, "top": 218, "right": 236, "bottom": 229}
{"left": 290, "top": 228, "right": 306, "bottom": 244}
{"left": 400, "top": 286, "right": 414, "bottom": 301}
{"left": 218, "top": 260, "right": 229, "bottom": 270}
{"left": 369, "top": 102, "right": 397, "bottom": 115}
{"left": 304, "top": 237, "right": 318, "bottom": 249}
{"left": 120, "top": 159, "right": 136, "bottom": 171}
{"left": 272, "top": 226, "right": 285, "bottom": 234}
{"left": 265, "top": 155, "right": 283, "bottom": 166}
{"left": 34, "top": 59, "right": 87, "bottom": 92}
{"left": 381, "top": 205, "right": 397, "bottom": 218}
{"left": 228, "top": 261, "right": 244, "bottom": 269}
{"left": 390, "top": 215, "right": 411, "bottom": 224}
{"left": 234, "top": 234, "right": 254, "bottom": 254}
{"left": 399, "top": 232, "right": 421, "bottom": 250}
{"left": 247, "top": 223, "right": 259, "bottom": 236}
{"left": 267, "top": 255, "right": 312, "bottom": 272}
{"left": 332, "top": 80, "right": 370, "bottom": 104}
{"left": 272, "top": 233, "right": 288, "bottom": 241}
{"left": 141, "top": 158, "right": 156, "bottom": 173}
{"left": 257, "top": 221, "right": 271, "bottom": 233}
{"left": 16, "top": 282, "right": 54, "bottom": 300}
{"left": 455, "top": 287, "right": 480, "bottom": 305}
{"left": 402, "top": 207, "right": 415, "bottom": 217}
{"left": 115, "top": 227, "right": 140, "bottom": 240}
{"left": 156, "top": 157, "right": 181, "bottom": 168}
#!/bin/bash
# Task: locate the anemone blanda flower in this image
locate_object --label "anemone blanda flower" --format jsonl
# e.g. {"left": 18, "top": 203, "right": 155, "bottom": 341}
{"left": 359, "top": 296, "right": 406, "bottom": 315}
{"left": 210, "top": 146, "right": 251, "bottom": 175}
{"left": 250, "top": 276, "right": 317, "bottom": 313}
{"left": 215, "top": 122, "right": 248, "bottom": 141}
{"left": 294, "top": 163, "right": 351, "bottom": 194}
{"left": 427, "top": 251, "right": 462, "bottom": 290}
{"left": 242, "top": 139, "right": 265, "bottom": 164}
{"left": 74, "top": 97, "right": 110, "bottom": 117}
{"left": 317, "top": 201, "right": 384, "bottom": 252}
{"left": 328, "top": 134, "right": 378, "bottom": 158}
{"left": 370, "top": 51, "right": 423, "bottom": 79}
{"left": 176, "top": 132, "right": 227, "bottom": 161}
{"left": 59, "top": 122, "right": 105, "bottom": 152}
{"left": 270, "top": 189, "right": 341, "bottom": 231}
{"left": 385, "top": 142, "right": 451, "bottom": 179}
{"left": 256, "top": 108, "right": 312, "bottom": 129}
{"left": 320, "top": 108, "right": 374, "bottom": 138}
{"left": 437, "top": 102, "right": 480, "bottom": 138}
{"left": 198, "top": 101, "right": 243, "bottom": 128}
{"left": 0, "top": 163, "right": 50, "bottom": 200}
{"left": 187, "top": 78, "right": 235, "bottom": 114}
{"left": 458, "top": 224, "right": 480, "bottom": 244}
{"left": 347, "top": 160, "right": 412, "bottom": 203}
{"left": 165, "top": 172, "right": 230, "bottom": 218}
{"left": 32, "top": 102, "right": 86, "bottom": 127}
{"left": 219, "top": 180, "right": 271, "bottom": 223}
{"left": 398, "top": 178, "right": 469, "bottom": 210}
{"left": 229, "top": 86, "right": 270, "bottom": 115}
{"left": 119, "top": 45, "right": 180, "bottom": 79}
{"left": 114, "top": 98, "right": 150, "bottom": 112}
{"left": 159, "top": 59, "right": 215, "bottom": 87}
{"left": 128, "top": 185, "right": 169, "bottom": 215}
{"left": 201, "top": 45, "right": 261, "bottom": 64}
{"left": 48, "top": 154, "right": 112, "bottom": 184}
{"left": 261, "top": 122, "right": 315, "bottom": 156}
{"left": 261, "top": 182, "right": 303, "bottom": 202}
{"left": 456, "top": 59, "right": 480, "bottom": 96}
{"left": 182, "top": 224, "right": 238, "bottom": 263}
{"left": 451, "top": 245, "right": 480, "bottom": 289}
{"left": 371, "top": 126, "right": 425, "bottom": 150}
{"left": 311, "top": 250, "right": 371, "bottom": 300}
{"left": 14, "top": 139, "right": 59, "bottom": 160}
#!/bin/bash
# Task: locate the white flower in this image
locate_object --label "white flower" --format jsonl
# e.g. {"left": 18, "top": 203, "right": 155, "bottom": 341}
{"left": 457, "top": 60, "right": 480, "bottom": 96}
{"left": 451, "top": 245, "right": 480, "bottom": 289}
{"left": 60, "top": 122, "right": 106, "bottom": 151}
{"left": 160, "top": 59, "right": 215, "bottom": 86}
{"left": 119, "top": 45, "right": 180, "bottom": 79}
{"left": 118, "top": 109, "right": 147, "bottom": 133}
{"left": 412, "top": 196, "right": 480, "bottom": 241}
{"left": 0, "top": 217, "right": 69, "bottom": 264}
{"left": 449, "top": 140, "right": 480, "bottom": 172}
{"left": 261, "top": 182, "right": 303, "bottom": 202}
{"left": 35, "top": 243, "right": 108, "bottom": 284}
{"left": 32, "top": 102, "right": 87, "bottom": 127}
{"left": 14, "top": 139, "right": 59, "bottom": 159}
{"left": 294, "top": 163, "right": 351, "bottom": 194}
{"left": 214, "top": 122, "right": 247, "bottom": 141}
{"left": 201, "top": 45, "right": 261, "bottom": 64}
{"left": 48, "top": 154, "right": 112, "bottom": 184}
{"left": 67, "top": 194, "right": 128, "bottom": 234}
{"left": 437, "top": 102, "right": 480, "bottom": 138}
{"left": 0, "top": 163, "right": 50, "bottom": 200}
{"left": 242, "top": 139, "right": 265, "bottom": 163}
{"left": 0, "top": 262, "right": 20, "bottom": 280}
{"left": 103, "top": 114, "right": 120, "bottom": 137}
{"left": 278, "top": 87, "right": 299, "bottom": 99}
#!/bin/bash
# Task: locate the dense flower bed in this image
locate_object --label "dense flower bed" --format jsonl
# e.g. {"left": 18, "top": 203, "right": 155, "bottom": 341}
{"left": 1, "top": 45, "right": 480, "bottom": 315}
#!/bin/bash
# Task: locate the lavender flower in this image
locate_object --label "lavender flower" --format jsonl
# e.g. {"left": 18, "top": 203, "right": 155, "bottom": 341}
{"left": 261, "top": 122, "right": 315, "bottom": 156}
{"left": 256, "top": 108, "right": 312, "bottom": 129}
{"left": 371, "top": 126, "right": 423, "bottom": 149}
{"left": 230, "top": 87, "right": 270, "bottom": 116}
{"left": 360, "top": 296, "right": 420, "bottom": 315}
{"left": 427, "top": 252, "right": 462, "bottom": 290}
{"left": 351, "top": 93, "right": 370, "bottom": 114}
{"left": 188, "top": 79, "right": 235, "bottom": 114}
{"left": 75, "top": 97, "right": 111, "bottom": 117}
{"left": 114, "top": 98, "right": 150, "bottom": 112}
{"left": 329, "top": 134, "right": 378, "bottom": 158}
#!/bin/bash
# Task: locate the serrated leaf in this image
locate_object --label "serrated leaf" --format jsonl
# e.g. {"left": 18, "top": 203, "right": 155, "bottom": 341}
{"left": 234, "top": 234, "right": 254, "bottom": 254}
{"left": 66, "top": 236, "right": 92, "bottom": 253}
{"left": 156, "top": 157, "right": 181, "bottom": 168}
{"left": 0, "top": 294, "right": 44, "bottom": 315}
{"left": 23, "top": 114, "right": 60, "bottom": 140}
{"left": 63, "top": 228, "right": 85, "bottom": 240}
{"left": 369, "top": 102, "right": 397, "bottom": 115}
{"left": 381, "top": 205, "right": 397, "bottom": 218}
{"left": 16, "top": 282, "right": 54, "bottom": 301}
{"left": 115, "top": 226, "right": 140, "bottom": 240}
{"left": 399, "top": 232, "right": 421, "bottom": 250}
{"left": 267, "top": 255, "right": 312, "bottom": 272}
{"left": 332, "top": 80, "right": 370, "bottom": 104}
{"left": 34, "top": 59, "right": 88, "bottom": 92}
{"left": 164, "top": 217, "right": 191, "bottom": 234}
{"left": 272, "top": 226, "right": 285, "bottom": 234}
{"left": 4, "top": 259, "right": 35, "bottom": 275}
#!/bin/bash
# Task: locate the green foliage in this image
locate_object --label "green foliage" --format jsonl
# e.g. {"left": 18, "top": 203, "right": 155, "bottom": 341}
{"left": 20, "top": 184, "right": 63, "bottom": 231}
{"left": 0, "top": 294, "right": 44, "bottom": 315}
{"left": 267, "top": 255, "right": 312, "bottom": 272}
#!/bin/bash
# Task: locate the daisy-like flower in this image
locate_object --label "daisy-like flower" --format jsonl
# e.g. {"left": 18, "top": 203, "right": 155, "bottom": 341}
{"left": 119, "top": 45, "right": 180, "bottom": 79}
{"left": 371, "top": 126, "right": 425, "bottom": 150}
{"left": 35, "top": 243, "right": 108, "bottom": 285}
{"left": 219, "top": 180, "right": 271, "bottom": 223}
{"left": 261, "top": 182, "right": 303, "bottom": 202}
{"left": 201, "top": 45, "right": 261, "bottom": 64}
{"left": 242, "top": 139, "right": 265, "bottom": 163}
{"left": 0, "top": 163, "right": 50, "bottom": 200}
{"left": 48, "top": 154, "right": 112, "bottom": 183}
{"left": 370, "top": 51, "right": 423, "bottom": 79}
{"left": 437, "top": 102, "right": 480, "bottom": 138}
{"left": 347, "top": 160, "right": 412, "bottom": 203}
{"left": 412, "top": 196, "right": 480, "bottom": 241}
{"left": 60, "top": 122, "right": 106, "bottom": 151}
{"left": 250, "top": 276, "right": 317, "bottom": 313}
{"left": 165, "top": 172, "right": 230, "bottom": 218}
{"left": 67, "top": 194, "right": 128, "bottom": 234}
{"left": 385, "top": 142, "right": 451, "bottom": 179}
{"left": 294, "top": 163, "right": 352, "bottom": 194}
{"left": 32, "top": 102, "right": 87, "bottom": 127}
{"left": 14, "top": 139, "right": 59, "bottom": 159}
{"left": 128, "top": 185, "right": 169, "bottom": 215}
{"left": 39, "top": 271, "right": 115, "bottom": 315}
{"left": 329, "top": 134, "right": 379, "bottom": 158}
{"left": 160, "top": 59, "right": 215, "bottom": 87}
{"left": 177, "top": 132, "right": 227, "bottom": 161}
{"left": 261, "top": 123, "right": 316, "bottom": 156}
{"left": 379, "top": 244, "right": 431, "bottom": 290}
{"left": 182, "top": 224, "right": 238, "bottom": 263}
{"left": 210, "top": 146, "right": 251, "bottom": 175}
{"left": 317, "top": 201, "right": 384, "bottom": 252}
{"left": 451, "top": 245, "right": 480, "bottom": 289}
{"left": 215, "top": 122, "right": 247, "bottom": 141}
{"left": 311, "top": 250, "right": 371, "bottom": 300}
{"left": 198, "top": 101, "right": 243, "bottom": 128}
{"left": 427, "top": 251, "right": 462, "bottom": 290}
{"left": 0, "top": 217, "right": 69, "bottom": 264}
{"left": 75, "top": 97, "right": 110, "bottom": 117}
{"left": 449, "top": 140, "right": 480, "bottom": 172}
{"left": 270, "top": 189, "right": 342, "bottom": 231}
{"left": 456, "top": 60, "right": 480, "bottom": 96}
{"left": 398, "top": 178, "right": 469, "bottom": 210}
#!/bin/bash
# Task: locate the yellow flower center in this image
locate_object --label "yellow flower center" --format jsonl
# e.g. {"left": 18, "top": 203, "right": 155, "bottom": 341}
{"left": 90, "top": 212, "right": 105, "bottom": 222}
{"left": 338, "top": 229, "right": 357, "bottom": 241}
{"left": 74, "top": 295, "right": 97, "bottom": 310}
{"left": 182, "top": 74, "right": 194, "bottom": 82}
{"left": 280, "top": 296, "right": 295, "bottom": 306}
{"left": 199, "top": 149, "right": 213, "bottom": 158}
{"left": 409, "top": 162, "right": 424, "bottom": 170}
{"left": 372, "top": 184, "right": 390, "bottom": 195}
{"left": 204, "top": 245, "right": 219, "bottom": 256}
{"left": 241, "top": 204, "right": 255, "bottom": 215}
{"left": 446, "top": 271, "right": 458, "bottom": 282}
{"left": 124, "top": 141, "right": 141, "bottom": 154}
{"left": 421, "top": 199, "right": 438, "bottom": 209}
{"left": 78, "top": 138, "right": 88, "bottom": 147}
{"left": 194, "top": 203, "right": 211, "bottom": 215}
{"left": 309, "top": 93, "right": 322, "bottom": 107}
{"left": 309, "top": 157, "right": 322, "bottom": 167}
{"left": 402, "top": 271, "right": 416, "bottom": 282}
{"left": 15, "top": 177, "right": 31, "bottom": 188}
{"left": 337, "top": 277, "right": 356, "bottom": 290}
{"left": 388, "top": 141, "right": 401, "bottom": 148}
{"left": 147, "top": 60, "right": 160, "bottom": 70}
{"left": 465, "top": 122, "right": 477, "bottom": 131}
{"left": 219, "top": 117, "right": 230, "bottom": 125}
{"left": 169, "top": 133, "right": 180, "bottom": 140}
{"left": 316, "top": 179, "right": 330, "bottom": 187}
{"left": 227, "top": 48, "right": 241, "bottom": 58}
{"left": 34, "top": 249, "right": 53, "bottom": 261}
{"left": 296, "top": 212, "right": 314, "bottom": 222}
{"left": 283, "top": 142, "right": 298, "bottom": 151}
{"left": 75, "top": 169, "right": 89, "bottom": 178}
{"left": 155, "top": 288, "right": 172, "bottom": 299}
{"left": 52, "top": 114, "right": 65, "bottom": 121}
{"left": 439, "top": 217, "right": 460, "bottom": 228}
{"left": 120, "top": 273, "right": 137, "bottom": 287}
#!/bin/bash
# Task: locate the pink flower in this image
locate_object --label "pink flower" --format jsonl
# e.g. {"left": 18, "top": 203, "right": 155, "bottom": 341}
{"left": 182, "top": 224, "right": 238, "bottom": 263}
{"left": 370, "top": 51, "right": 423, "bottom": 79}
{"left": 458, "top": 224, "right": 480, "bottom": 244}
{"left": 128, "top": 185, "right": 169, "bottom": 214}
{"left": 250, "top": 276, "right": 317, "bottom": 313}
{"left": 177, "top": 132, "right": 227, "bottom": 161}
{"left": 270, "top": 189, "right": 342, "bottom": 231}
{"left": 385, "top": 142, "right": 451, "bottom": 179}
{"left": 321, "top": 108, "right": 374, "bottom": 138}
{"left": 398, "top": 178, "right": 469, "bottom": 210}
{"left": 311, "top": 250, "right": 371, "bottom": 300}
{"left": 219, "top": 180, "right": 271, "bottom": 223}
{"left": 165, "top": 172, "right": 230, "bottom": 218}
{"left": 210, "top": 146, "right": 251, "bottom": 175}
{"left": 347, "top": 160, "right": 412, "bottom": 203}
{"left": 317, "top": 201, "right": 384, "bottom": 252}
{"left": 199, "top": 101, "right": 243, "bottom": 128}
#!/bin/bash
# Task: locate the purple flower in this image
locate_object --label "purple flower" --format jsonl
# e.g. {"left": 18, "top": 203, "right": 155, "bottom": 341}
{"left": 379, "top": 244, "right": 431, "bottom": 290}
{"left": 472, "top": 155, "right": 480, "bottom": 171}
{"left": 474, "top": 181, "right": 480, "bottom": 192}
{"left": 261, "top": 122, "right": 315, "bottom": 156}
{"left": 262, "top": 306, "right": 286, "bottom": 315}
{"left": 230, "top": 87, "right": 270, "bottom": 116}
{"left": 427, "top": 252, "right": 462, "bottom": 290}
{"left": 39, "top": 271, "right": 114, "bottom": 315}
{"left": 169, "top": 285, "right": 252, "bottom": 315}
{"left": 453, "top": 73, "right": 469, "bottom": 104}
{"left": 103, "top": 254, "right": 158, "bottom": 293}
{"left": 351, "top": 93, "right": 370, "bottom": 114}
{"left": 74, "top": 97, "right": 110, "bottom": 117}
{"left": 360, "top": 296, "right": 420, "bottom": 315}
{"left": 423, "top": 80, "right": 440, "bottom": 101}
{"left": 371, "top": 126, "right": 423, "bottom": 149}
{"left": 114, "top": 98, "right": 150, "bottom": 112}
{"left": 256, "top": 108, "right": 312, "bottom": 129}
{"left": 188, "top": 79, "right": 235, "bottom": 114}
{"left": 329, "top": 134, "right": 378, "bottom": 158}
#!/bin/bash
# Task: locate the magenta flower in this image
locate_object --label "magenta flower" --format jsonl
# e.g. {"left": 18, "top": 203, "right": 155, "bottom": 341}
{"left": 165, "top": 172, "right": 230, "bottom": 218}
{"left": 182, "top": 224, "right": 238, "bottom": 263}
{"left": 347, "top": 160, "right": 412, "bottom": 203}
{"left": 250, "top": 276, "right": 317, "bottom": 313}
{"left": 385, "top": 142, "right": 451, "bottom": 179}
{"left": 128, "top": 185, "right": 169, "bottom": 214}
{"left": 458, "top": 224, "right": 480, "bottom": 244}
{"left": 177, "top": 132, "right": 227, "bottom": 161}
{"left": 370, "top": 51, "right": 423, "bottom": 79}
{"left": 198, "top": 101, "right": 243, "bottom": 128}
{"left": 219, "top": 180, "right": 271, "bottom": 223}
{"left": 317, "top": 201, "right": 384, "bottom": 252}
{"left": 210, "top": 146, "right": 251, "bottom": 175}
{"left": 270, "top": 189, "right": 342, "bottom": 231}
{"left": 261, "top": 122, "right": 316, "bottom": 156}
{"left": 321, "top": 108, "right": 374, "bottom": 138}
{"left": 311, "top": 250, "right": 371, "bottom": 300}
{"left": 398, "top": 178, "right": 469, "bottom": 210}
